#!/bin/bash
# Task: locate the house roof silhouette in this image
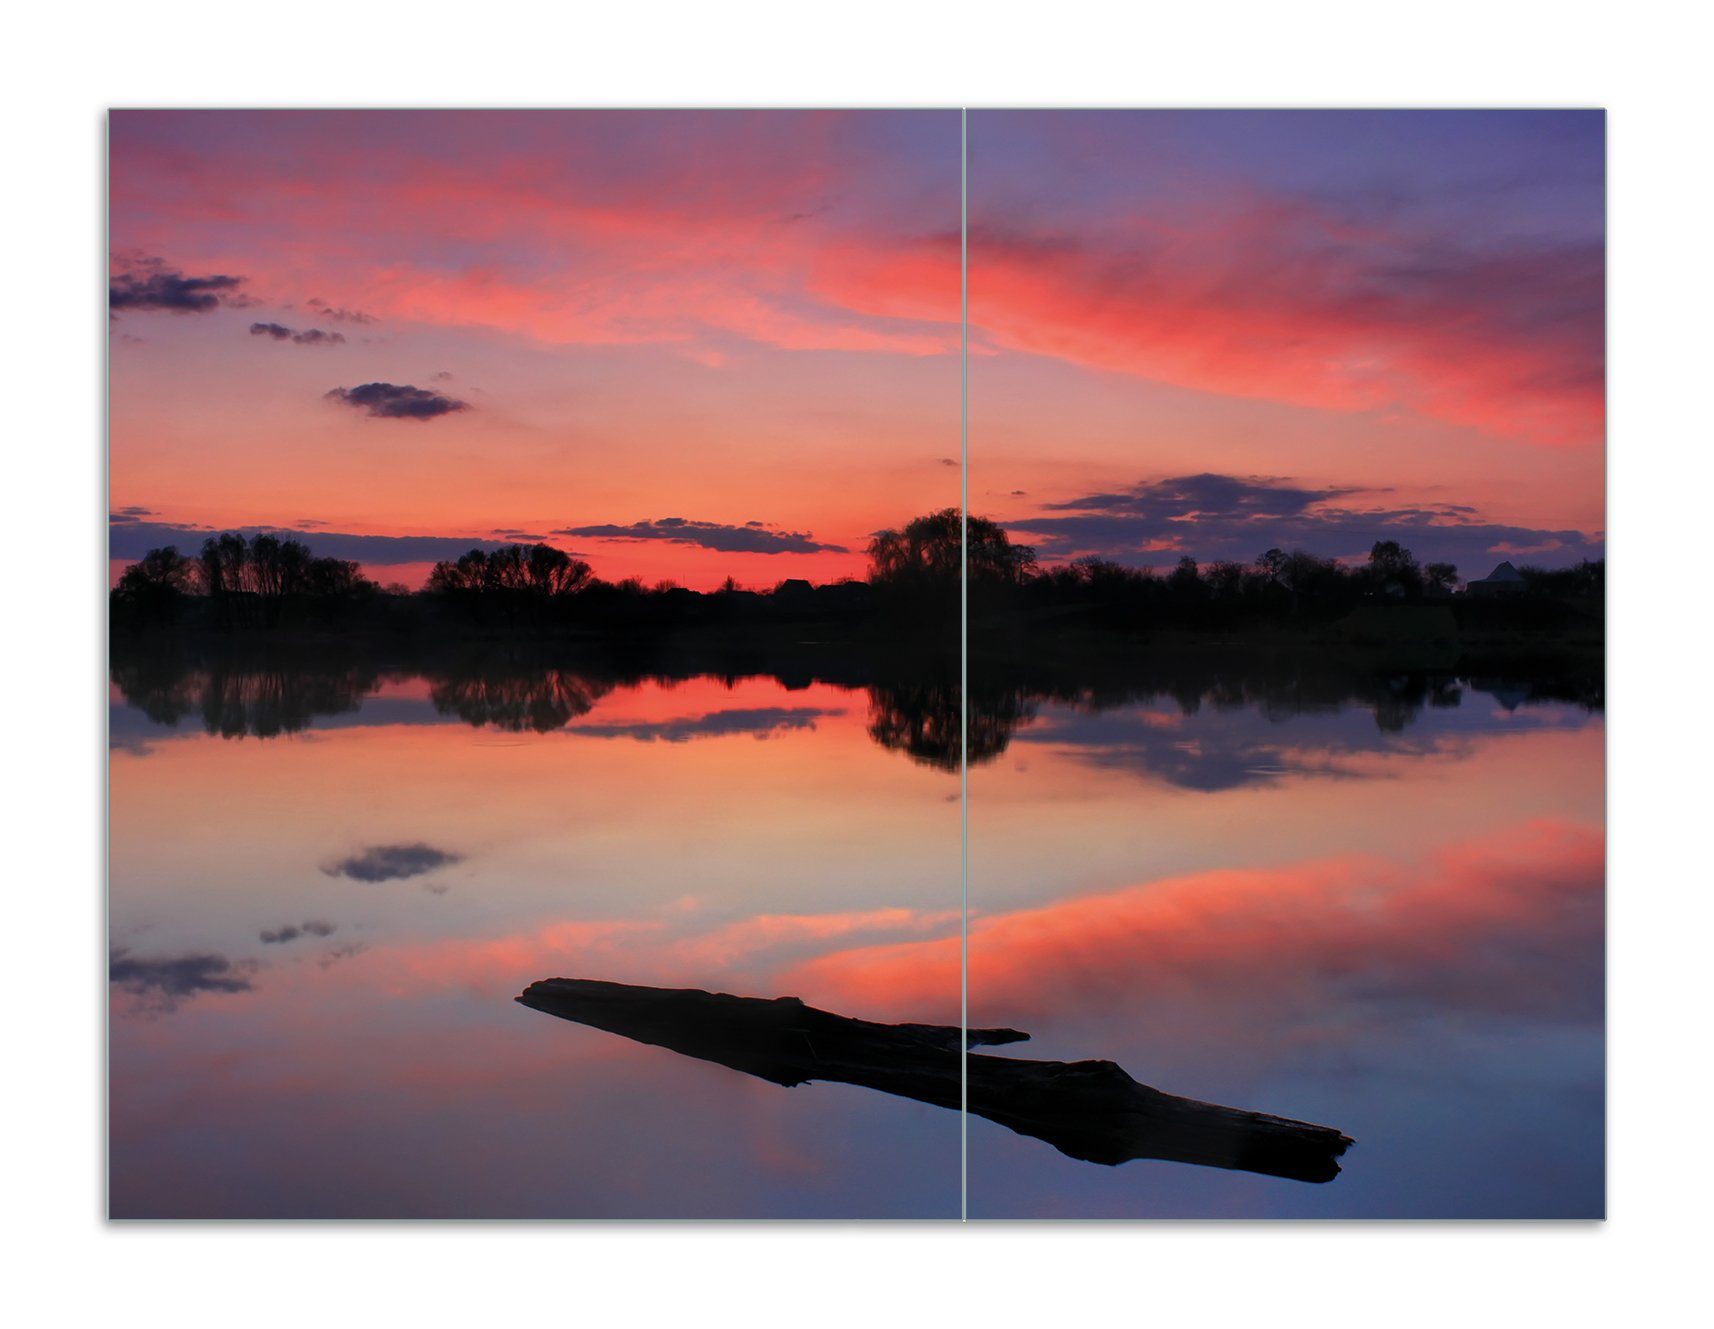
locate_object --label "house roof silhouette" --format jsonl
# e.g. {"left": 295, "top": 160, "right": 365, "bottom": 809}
{"left": 1473, "top": 560, "right": 1524, "bottom": 584}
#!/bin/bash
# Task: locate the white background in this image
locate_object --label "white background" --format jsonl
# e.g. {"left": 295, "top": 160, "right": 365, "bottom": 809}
{"left": 4, "top": 2, "right": 1710, "bottom": 1324}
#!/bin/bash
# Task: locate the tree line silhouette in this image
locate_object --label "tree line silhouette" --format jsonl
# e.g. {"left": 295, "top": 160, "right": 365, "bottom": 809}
{"left": 114, "top": 534, "right": 377, "bottom": 630}
{"left": 111, "top": 512, "right": 1603, "bottom": 640}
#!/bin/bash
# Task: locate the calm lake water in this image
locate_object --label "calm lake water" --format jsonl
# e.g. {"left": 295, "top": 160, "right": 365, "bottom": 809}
{"left": 108, "top": 647, "right": 1602, "bottom": 1218}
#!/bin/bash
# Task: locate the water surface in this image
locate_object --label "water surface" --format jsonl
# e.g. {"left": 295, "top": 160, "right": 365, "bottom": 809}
{"left": 109, "top": 647, "right": 1601, "bottom": 1217}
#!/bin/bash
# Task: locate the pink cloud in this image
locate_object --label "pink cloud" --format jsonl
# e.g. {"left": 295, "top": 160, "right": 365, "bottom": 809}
{"left": 817, "top": 204, "right": 1602, "bottom": 447}
{"left": 786, "top": 819, "right": 1604, "bottom": 1030}
{"left": 110, "top": 112, "right": 960, "bottom": 359}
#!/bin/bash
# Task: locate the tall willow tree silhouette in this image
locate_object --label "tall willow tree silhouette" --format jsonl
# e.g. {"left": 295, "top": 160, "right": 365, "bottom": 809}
{"left": 866, "top": 508, "right": 1036, "bottom": 628}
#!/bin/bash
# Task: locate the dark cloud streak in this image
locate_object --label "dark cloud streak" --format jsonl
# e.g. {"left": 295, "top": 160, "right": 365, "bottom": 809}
{"left": 110, "top": 257, "right": 244, "bottom": 314}
{"left": 109, "top": 947, "right": 255, "bottom": 1012}
{"left": 1012, "top": 473, "right": 1602, "bottom": 573}
{"left": 251, "top": 322, "right": 346, "bottom": 346}
{"left": 259, "top": 920, "right": 337, "bottom": 945}
{"left": 325, "top": 382, "right": 468, "bottom": 421}
{"left": 554, "top": 517, "right": 846, "bottom": 555}
{"left": 307, "top": 298, "right": 379, "bottom": 325}
{"left": 109, "top": 519, "right": 512, "bottom": 565}
{"left": 324, "top": 843, "right": 463, "bottom": 883}
{"left": 569, "top": 706, "right": 839, "bottom": 743}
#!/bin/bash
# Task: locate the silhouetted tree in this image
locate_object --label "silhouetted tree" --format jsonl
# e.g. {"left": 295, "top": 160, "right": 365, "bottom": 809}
{"left": 1366, "top": 539, "right": 1422, "bottom": 597}
{"left": 113, "top": 536, "right": 378, "bottom": 632}
{"left": 299, "top": 556, "right": 379, "bottom": 623}
{"left": 1205, "top": 560, "right": 1247, "bottom": 600}
{"left": 1168, "top": 556, "right": 1203, "bottom": 595}
{"left": 1424, "top": 561, "right": 1459, "bottom": 594}
{"left": 303, "top": 557, "right": 370, "bottom": 599}
{"left": 195, "top": 532, "right": 315, "bottom": 627}
{"left": 426, "top": 549, "right": 492, "bottom": 598}
{"left": 426, "top": 543, "right": 592, "bottom": 624}
{"left": 112, "top": 546, "right": 195, "bottom": 628}
{"left": 868, "top": 509, "right": 1036, "bottom": 588}
{"left": 868, "top": 509, "right": 1036, "bottom": 630}
{"left": 1521, "top": 559, "right": 1605, "bottom": 599}
{"left": 246, "top": 533, "right": 311, "bottom": 603}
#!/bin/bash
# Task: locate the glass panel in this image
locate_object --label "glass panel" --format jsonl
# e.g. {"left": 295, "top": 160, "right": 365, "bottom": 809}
{"left": 965, "top": 109, "right": 1605, "bottom": 1218}
{"left": 108, "top": 110, "right": 964, "bottom": 1218}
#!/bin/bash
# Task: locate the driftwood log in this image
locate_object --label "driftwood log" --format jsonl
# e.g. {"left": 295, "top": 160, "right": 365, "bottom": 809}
{"left": 517, "top": 978, "right": 1353, "bottom": 1183}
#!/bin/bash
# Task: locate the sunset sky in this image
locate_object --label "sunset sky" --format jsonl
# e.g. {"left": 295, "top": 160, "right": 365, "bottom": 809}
{"left": 110, "top": 109, "right": 1603, "bottom": 588}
